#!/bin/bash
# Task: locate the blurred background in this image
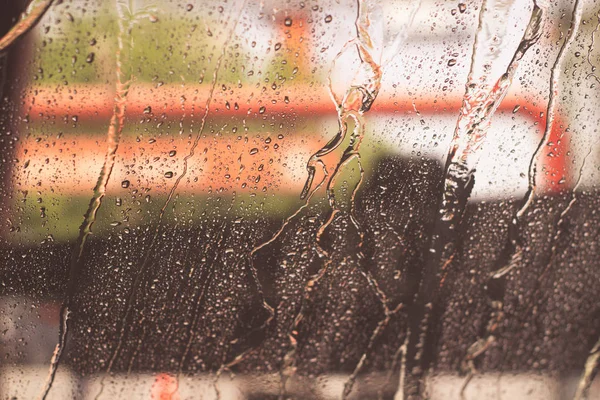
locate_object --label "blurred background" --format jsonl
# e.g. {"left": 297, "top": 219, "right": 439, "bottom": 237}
{"left": 0, "top": 0, "right": 599, "bottom": 399}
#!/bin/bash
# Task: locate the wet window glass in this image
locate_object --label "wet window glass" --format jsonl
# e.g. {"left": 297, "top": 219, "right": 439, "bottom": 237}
{"left": 0, "top": 0, "right": 599, "bottom": 399}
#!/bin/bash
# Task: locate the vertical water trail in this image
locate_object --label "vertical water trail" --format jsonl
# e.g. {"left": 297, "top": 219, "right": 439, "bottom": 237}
{"left": 285, "top": 3, "right": 390, "bottom": 390}
{"left": 502, "top": 141, "right": 596, "bottom": 400}
{"left": 586, "top": 10, "right": 600, "bottom": 72}
{"left": 441, "top": 0, "right": 544, "bottom": 226}
{"left": 38, "top": 2, "right": 135, "bottom": 398}
{"left": 93, "top": 2, "right": 248, "bottom": 399}
{"left": 586, "top": 10, "right": 600, "bottom": 84}
{"left": 342, "top": 300, "right": 403, "bottom": 400}
{"left": 340, "top": 117, "right": 406, "bottom": 399}
{"left": 0, "top": 0, "right": 55, "bottom": 54}
{"left": 571, "top": 19, "right": 600, "bottom": 397}
{"left": 390, "top": 335, "right": 409, "bottom": 400}
{"left": 213, "top": 165, "right": 330, "bottom": 383}
{"left": 458, "top": 0, "right": 583, "bottom": 395}
{"left": 334, "top": 2, "right": 421, "bottom": 398}
{"left": 253, "top": 0, "right": 397, "bottom": 394}
{"left": 249, "top": 160, "right": 329, "bottom": 258}
{"left": 398, "top": 1, "right": 545, "bottom": 398}
{"left": 301, "top": 0, "right": 420, "bottom": 200}
{"left": 489, "top": 0, "right": 582, "bottom": 280}
{"left": 509, "top": 0, "right": 582, "bottom": 235}
{"left": 574, "top": 336, "right": 600, "bottom": 400}
{"left": 282, "top": 1, "right": 420, "bottom": 398}
{"left": 520, "top": 16, "right": 600, "bottom": 394}
{"left": 537, "top": 7, "right": 600, "bottom": 272}
{"left": 538, "top": 140, "right": 598, "bottom": 281}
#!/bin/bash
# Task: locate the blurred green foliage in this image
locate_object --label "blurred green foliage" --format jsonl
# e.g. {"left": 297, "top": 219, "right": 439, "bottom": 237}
{"left": 31, "top": 7, "right": 306, "bottom": 86}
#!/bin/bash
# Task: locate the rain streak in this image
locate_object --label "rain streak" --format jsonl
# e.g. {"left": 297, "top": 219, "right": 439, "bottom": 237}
{"left": 0, "top": 1, "right": 598, "bottom": 400}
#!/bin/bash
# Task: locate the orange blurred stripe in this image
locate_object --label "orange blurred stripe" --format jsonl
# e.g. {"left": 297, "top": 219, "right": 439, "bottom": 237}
{"left": 18, "top": 85, "right": 570, "bottom": 195}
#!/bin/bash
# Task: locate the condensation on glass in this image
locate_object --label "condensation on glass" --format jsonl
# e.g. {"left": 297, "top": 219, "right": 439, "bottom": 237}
{"left": 0, "top": 0, "right": 599, "bottom": 399}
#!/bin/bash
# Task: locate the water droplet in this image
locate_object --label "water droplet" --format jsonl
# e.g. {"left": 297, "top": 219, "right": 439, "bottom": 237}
{"left": 250, "top": 148, "right": 259, "bottom": 155}
{"left": 274, "top": 43, "right": 282, "bottom": 51}
{"left": 513, "top": 105, "right": 521, "bottom": 113}
{"left": 447, "top": 59, "right": 457, "bottom": 67}
{"left": 86, "top": 53, "right": 95, "bottom": 63}
{"left": 121, "top": 180, "right": 130, "bottom": 188}
{"left": 169, "top": 150, "right": 176, "bottom": 157}
{"left": 458, "top": 3, "right": 466, "bottom": 13}
{"left": 144, "top": 106, "right": 152, "bottom": 114}
{"left": 259, "top": 106, "right": 266, "bottom": 114}
{"left": 186, "top": 4, "right": 193, "bottom": 11}
{"left": 284, "top": 17, "right": 292, "bottom": 27}
{"left": 164, "top": 171, "right": 174, "bottom": 178}
{"left": 325, "top": 15, "right": 333, "bottom": 23}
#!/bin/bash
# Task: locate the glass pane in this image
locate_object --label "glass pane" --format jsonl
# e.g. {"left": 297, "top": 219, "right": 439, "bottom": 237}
{"left": 0, "top": 0, "right": 599, "bottom": 399}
